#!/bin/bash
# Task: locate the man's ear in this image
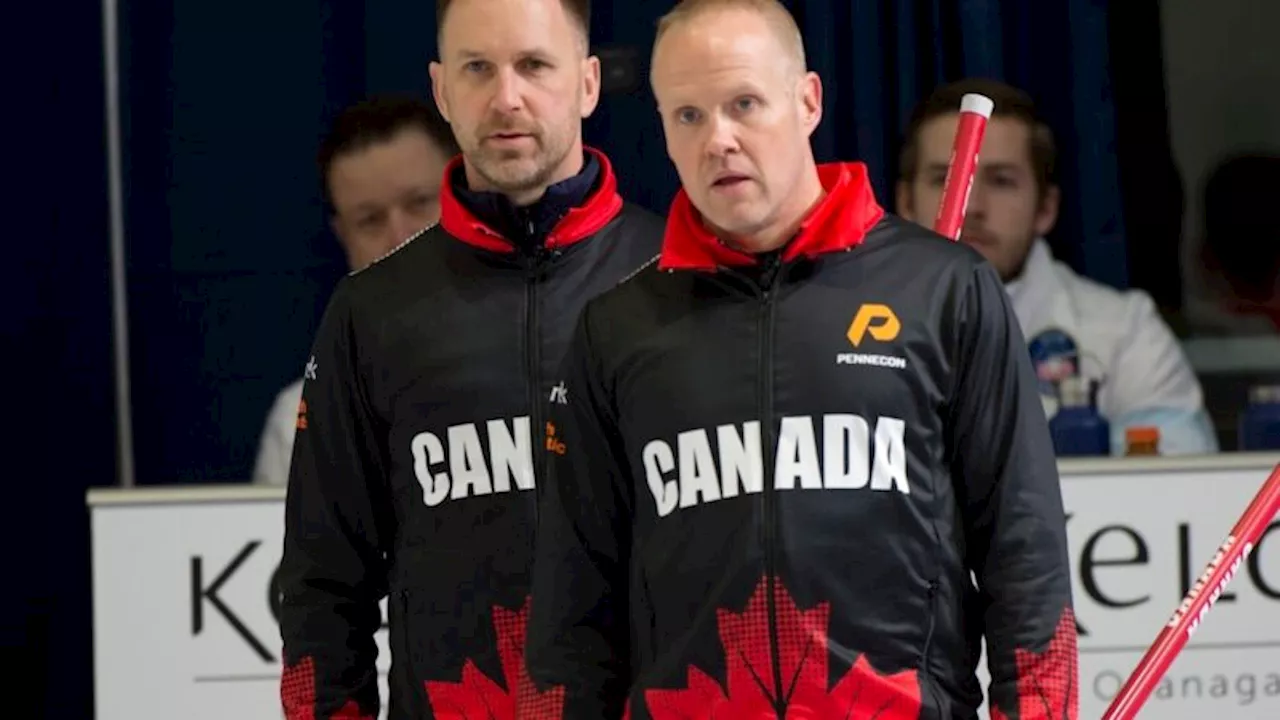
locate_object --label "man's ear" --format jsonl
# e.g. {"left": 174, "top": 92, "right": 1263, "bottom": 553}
{"left": 330, "top": 214, "right": 347, "bottom": 245}
{"left": 580, "top": 55, "right": 602, "bottom": 118}
{"left": 429, "top": 62, "right": 449, "bottom": 122}
{"left": 895, "top": 181, "right": 916, "bottom": 222}
{"left": 800, "top": 71, "right": 823, "bottom": 137}
{"left": 1035, "top": 184, "right": 1061, "bottom": 237}
{"left": 330, "top": 215, "right": 361, "bottom": 270}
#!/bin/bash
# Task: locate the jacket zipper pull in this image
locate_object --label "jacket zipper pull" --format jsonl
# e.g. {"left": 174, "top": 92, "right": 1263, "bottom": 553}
{"left": 525, "top": 219, "right": 550, "bottom": 271}
{"left": 760, "top": 252, "right": 782, "bottom": 297}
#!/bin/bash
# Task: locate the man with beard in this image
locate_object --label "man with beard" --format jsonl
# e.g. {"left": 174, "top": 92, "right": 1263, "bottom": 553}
{"left": 897, "top": 78, "right": 1216, "bottom": 456}
{"left": 276, "top": 0, "right": 663, "bottom": 717}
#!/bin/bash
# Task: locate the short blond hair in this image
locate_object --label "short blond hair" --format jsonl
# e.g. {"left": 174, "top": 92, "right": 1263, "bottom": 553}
{"left": 653, "top": 0, "right": 807, "bottom": 75}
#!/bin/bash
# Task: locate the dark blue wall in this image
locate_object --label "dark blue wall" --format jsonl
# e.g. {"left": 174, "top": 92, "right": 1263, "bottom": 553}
{"left": 9, "top": 0, "right": 114, "bottom": 715}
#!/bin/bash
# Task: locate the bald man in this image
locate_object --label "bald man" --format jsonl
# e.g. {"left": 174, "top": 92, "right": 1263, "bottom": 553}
{"left": 523, "top": 1, "right": 1077, "bottom": 719}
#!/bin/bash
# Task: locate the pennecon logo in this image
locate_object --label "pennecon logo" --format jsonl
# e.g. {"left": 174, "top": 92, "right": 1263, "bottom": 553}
{"left": 837, "top": 304, "right": 906, "bottom": 369}
{"left": 846, "top": 304, "right": 900, "bottom": 347}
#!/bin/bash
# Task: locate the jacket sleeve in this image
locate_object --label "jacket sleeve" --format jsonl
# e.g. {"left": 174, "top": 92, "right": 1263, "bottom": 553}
{"left": 949, "top": 263, "right": 1079, "bottom": 720}
{"left": 525, "top": 305, "right": 632, "bottom": 720}
{"left": 1104, "top": 290, "right": 1218, "bottom": 455}
{"left": 278, "top": 283, "right": 387, "bottom": 720}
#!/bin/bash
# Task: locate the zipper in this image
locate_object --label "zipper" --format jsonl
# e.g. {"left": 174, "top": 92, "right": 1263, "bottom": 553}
{"left": 919, "top": 579, "right": 939, "bottom": 665}
{"left": 918, "top": 579, "right": 942, "bottom": 719}
{"left": 756, "top": 253, "right": 785, "bottom": 711}
{"left": 523, "top": 219, "right": 545, "bottom": 516}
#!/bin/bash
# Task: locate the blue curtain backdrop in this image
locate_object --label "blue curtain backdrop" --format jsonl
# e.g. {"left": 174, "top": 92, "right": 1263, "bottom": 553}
{"left": 121, "top": 0, "right": 367, "bottom": 486}
{"left": 1108, "top": 0, "right": 1186, "bottom": 315}
{"left": 19, "top": 0, "right": 1156, "bottom": 715}
{"left": 791, "top": 0, "right": 1129, "bottom": 291}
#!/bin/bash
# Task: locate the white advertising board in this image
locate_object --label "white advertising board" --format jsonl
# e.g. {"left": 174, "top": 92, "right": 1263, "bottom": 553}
{"left": 1046, "top": 457, "right": 1280, "bottom": 719}
{"left": 90, "top": 456, "right": 1280, "bottom": 719}
{"left": 90, "top": 488, "right": 392, "bottom": 720}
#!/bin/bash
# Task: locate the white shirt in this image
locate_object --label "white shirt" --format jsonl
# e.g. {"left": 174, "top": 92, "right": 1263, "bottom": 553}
{"left": 252, "top": 378, "right": 303, "bottom": 486}
{"left": 1005, "top": 239, "right": 1219, "bottom": 456}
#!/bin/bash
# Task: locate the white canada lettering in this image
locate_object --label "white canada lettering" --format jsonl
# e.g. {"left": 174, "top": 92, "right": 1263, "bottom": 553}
{"left": 678, "top": 428, "right": 720, "bottom": 508}
{"left": 410, "top": 416, "right": 534, "bottom": 507}
{"left": 642, "top": 414, "right": 910, "bottom": 517}
{"left": 824, "top": 414, "right": 870, "bottom": 489}
{"left": 718, "top": 421, "right": 763, "bottom": 498}
{"left": 642, "top": 441, "right": 677, "bottom": 517}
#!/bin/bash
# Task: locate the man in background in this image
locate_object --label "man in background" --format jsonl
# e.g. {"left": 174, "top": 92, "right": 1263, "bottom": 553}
{"left": 897, "top": 78, "right": 1218, "bottom": 455}
{"left": 1183, "top": 154, "right": 1280, "bottom": 336}
{"left": 252, "top": 94, "right": 460, "bottom": 486}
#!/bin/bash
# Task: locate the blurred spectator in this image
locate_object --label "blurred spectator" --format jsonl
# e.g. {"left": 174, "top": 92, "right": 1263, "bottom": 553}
{"left": 1182, "top": 154, "right": 1280, "bottom": 336}
{"left": 252, "top": 95, "right": 460, "bottom": 485}
{"left": 896, "top": 78, "right": 1218, "bottom": 456}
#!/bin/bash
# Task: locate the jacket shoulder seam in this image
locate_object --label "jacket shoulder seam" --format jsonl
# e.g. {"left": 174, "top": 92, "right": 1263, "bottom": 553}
{"left": 348, "top": 222, "right": 437, "bottom": 276}
{"left": 617, "top": 253, "right": 662, "bottom": 286}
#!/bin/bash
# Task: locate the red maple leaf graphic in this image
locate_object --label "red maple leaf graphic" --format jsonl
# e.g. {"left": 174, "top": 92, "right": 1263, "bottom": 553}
{"left": 989, "top": 607, "right": 1079, "bottom": 720}
{"left": 644, "top": 576, "right": 921, "bottom": 719}
{"left": 424, "top": 596, "right": 566, "bottom": 720}
{"left": 280, "top": 655, "right": 373, "bottom": 720}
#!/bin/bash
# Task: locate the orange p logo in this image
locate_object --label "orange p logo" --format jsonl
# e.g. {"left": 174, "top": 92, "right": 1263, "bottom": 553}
{"left": 847, "top": 304, "right": 900, "bottom": 346}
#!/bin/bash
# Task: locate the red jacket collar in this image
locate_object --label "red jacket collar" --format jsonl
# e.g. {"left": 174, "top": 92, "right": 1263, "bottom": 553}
{"left": 439, "top": 146, "right": 624, "bottom": 253}
{"left": 657, "top": 162, "right": 885, "bottom": 271}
